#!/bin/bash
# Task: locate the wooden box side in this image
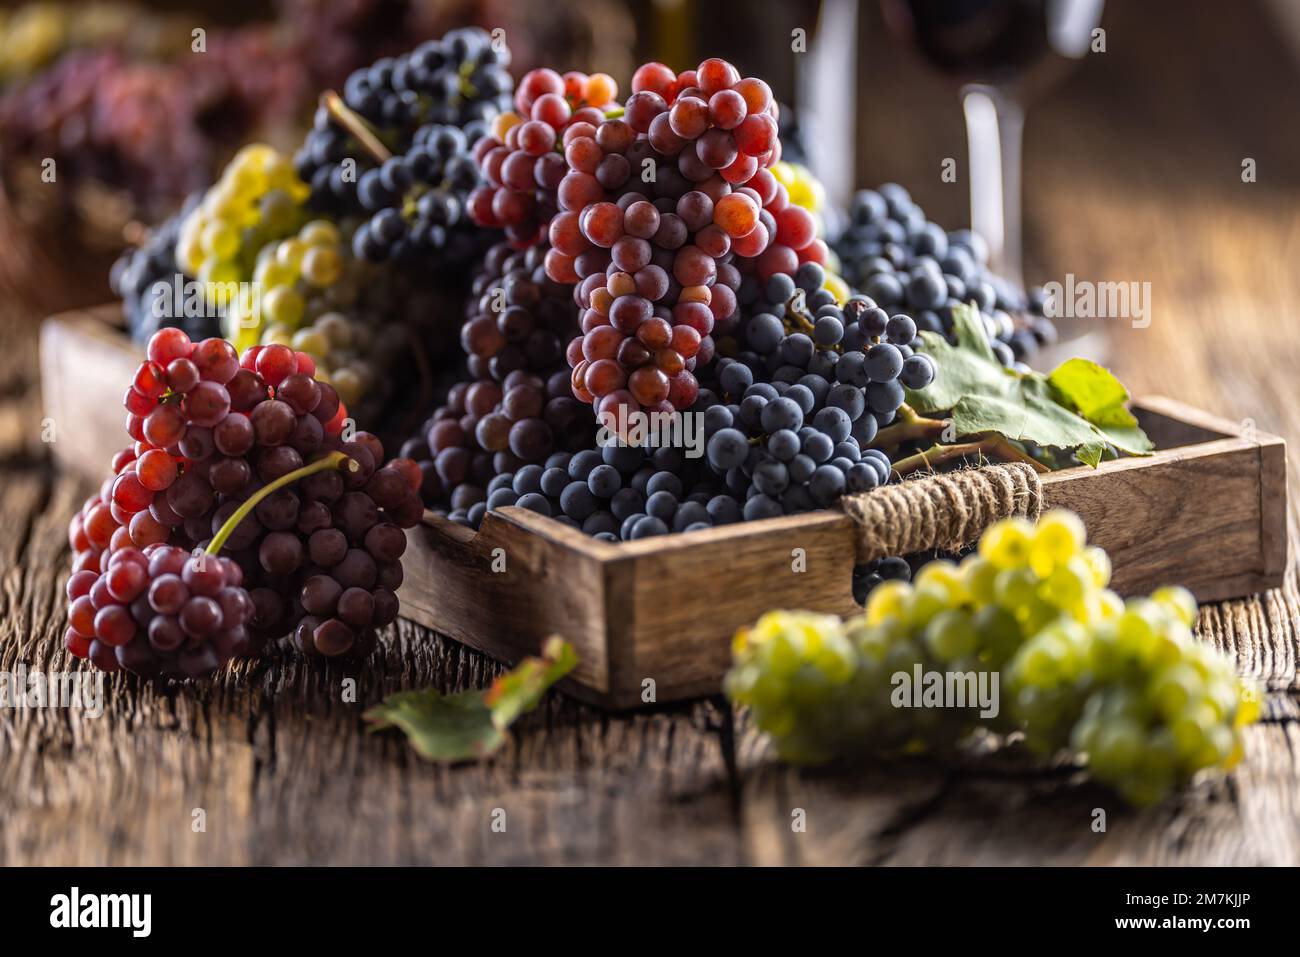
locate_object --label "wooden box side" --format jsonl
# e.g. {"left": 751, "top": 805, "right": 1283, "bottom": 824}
{"left": 1041, "top": 399, "right": 1288, "bottom": 601}
{"left": 610, "top": 511, "right": 862, "bottom": 704}
{"left": 40, "top": 307, "right": 141, "bottom": 482}
{"left": 398, "top": 508, "right": 616, "bottom": 701}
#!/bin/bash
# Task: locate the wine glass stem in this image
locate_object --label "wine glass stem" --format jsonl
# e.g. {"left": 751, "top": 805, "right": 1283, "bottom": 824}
{"left": 962, "top": 84, "right": 1024, "bottom": 289}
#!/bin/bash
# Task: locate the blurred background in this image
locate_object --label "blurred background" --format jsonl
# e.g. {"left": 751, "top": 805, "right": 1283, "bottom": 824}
{"left": 1, "top": 0, "right": 1297, "bottom": 375}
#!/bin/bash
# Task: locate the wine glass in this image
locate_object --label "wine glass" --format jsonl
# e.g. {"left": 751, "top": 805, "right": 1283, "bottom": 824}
{"left": 881, "top": 0, "right": 1104, "bottom": 292}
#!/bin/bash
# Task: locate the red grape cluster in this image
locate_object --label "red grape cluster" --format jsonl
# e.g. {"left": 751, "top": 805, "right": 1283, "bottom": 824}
{"left": 64, "top": 546, "right": 253, "bottom": 679}
{"left": 476, "top": 57, "right": 829, "bottom": 417}
{"left": 467, "top": 68, "right": 620, "bottom": 248}
{"left": 66, "top": 328, "right": 425, "bottom": 677}
{"left": 556, "top": 58, "right": 802, "bottom": 414}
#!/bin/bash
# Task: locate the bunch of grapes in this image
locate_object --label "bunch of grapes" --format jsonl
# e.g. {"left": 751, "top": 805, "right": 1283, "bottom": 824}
{"left": 554, "top": 59, "right": 822, "bottom": 414}
{"left": 1006, "top": 600, "right": 1258, "bottom": 802}
{"left": 726, "top": 511, "right": 1260, "bottom": 804}
{"left": 468, "top": 57, "right": 829, "bottom": 415}
{"left": 174, "top": 144, "right": 310, "bottom": 296}
{"left": 294, "top": 27, "right": 511, "bottom": 273}
{"left": 65, "top": 327, "right": 424, "bottom": 676}
{"left": 831, "top": 183, "right": 1057, "bottom": 366}
{"left": 701, "top": 261, "right": 934, "bottom": 518}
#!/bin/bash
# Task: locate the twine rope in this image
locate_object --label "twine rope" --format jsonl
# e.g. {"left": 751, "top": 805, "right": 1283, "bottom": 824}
{"left": 838, "top": 463, "right": 1044, "bottom": 564}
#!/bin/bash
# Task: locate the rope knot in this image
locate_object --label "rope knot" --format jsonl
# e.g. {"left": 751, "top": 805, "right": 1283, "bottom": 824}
{"left": 838, "top": 463, "right": 1044, "bottom": 564}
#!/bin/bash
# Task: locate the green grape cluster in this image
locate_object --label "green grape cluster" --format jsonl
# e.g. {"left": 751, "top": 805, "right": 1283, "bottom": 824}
{"left": 175, "top": 143, "right": 310, "bottom": 298}
{"left": 724, "top": 611, "right": 862, "bottom": 763}
{"left": 725, "top": 510, "right": 1260, "bottom": 805}
{"left": 1009, "top": 586, "right": 1257, "bottom": 805}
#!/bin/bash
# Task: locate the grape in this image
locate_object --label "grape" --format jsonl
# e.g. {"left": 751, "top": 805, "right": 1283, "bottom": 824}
{"left": 726, "top": 511, "right": 1260, "bottom": 805}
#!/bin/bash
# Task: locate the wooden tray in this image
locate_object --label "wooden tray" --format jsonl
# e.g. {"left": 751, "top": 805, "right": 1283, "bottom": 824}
{"left": 40, "top": 308, "right": 1289, "bottom": 708}
{"left": 399, "top": 396, "right": 1288, "bottom": 708}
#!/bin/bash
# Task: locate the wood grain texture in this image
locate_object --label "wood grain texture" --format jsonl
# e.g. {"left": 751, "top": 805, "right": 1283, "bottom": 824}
{"left": 6, "top": 0, "right": 1300, "bottom": 864}
{"left": 2, "top": 472, "right": 1297, "bottom": 867}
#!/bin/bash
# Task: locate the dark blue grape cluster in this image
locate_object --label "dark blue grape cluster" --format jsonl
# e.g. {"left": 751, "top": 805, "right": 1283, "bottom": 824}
{"left": 407, "top": 252, "right": 945, "bottom": 539}
{"left": 111, "top": 194, "right": 222, "bottom": 344}
{"left": 453, "top": 443, "right": 751, "bottom": 541}
{"left": 293, "top": 26, "right": 511, "bottom": 271}
{"left": 831, "top": 183, "right": 1057, "bottom": 366}
{"left": 347, "top": 122, "right": 486, "bottom": 266}
{"left": 699, "top": 260, "right": 933, "bottom": 517}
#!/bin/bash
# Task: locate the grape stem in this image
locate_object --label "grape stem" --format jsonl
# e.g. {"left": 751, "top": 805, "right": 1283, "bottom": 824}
{"left": 874, "top": 404, "right": 1048, "bottom": 475}
{"left": 205, "top": 451, "right": 356, "bottom": 555}
{"left": 322, "top": 91, "right": 393, "bottom": 165}
{"left": 890, "top": 434, "right": 1048, "bottom": 477}
{"left": 870, "top": 403, "right": 949, "bottom": 449}
{"left": 782, "top": 296, "right": 844, "bottom": 355}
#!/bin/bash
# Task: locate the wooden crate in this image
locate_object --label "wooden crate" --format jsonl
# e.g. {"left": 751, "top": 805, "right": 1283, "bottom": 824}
{"left": 399, "top": 396, "right": 1288, "bottom": 708}
{"left": 40, "top": 307, "right": 1289, "bottom": 708}
{"left": 40, "top": 306, "right": 142, "bottom": 482}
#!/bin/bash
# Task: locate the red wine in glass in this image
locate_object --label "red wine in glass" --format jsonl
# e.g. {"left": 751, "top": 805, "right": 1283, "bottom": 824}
{"left": 882, "top": 0, "right": 1103, "bottom": 289}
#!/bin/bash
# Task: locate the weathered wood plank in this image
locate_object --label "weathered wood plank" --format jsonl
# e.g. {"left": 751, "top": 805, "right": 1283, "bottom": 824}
{"left": 1, "top": 461, "right": 1299, "bottom": 865}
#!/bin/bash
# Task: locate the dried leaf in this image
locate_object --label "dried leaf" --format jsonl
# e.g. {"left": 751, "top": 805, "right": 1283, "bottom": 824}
{"left": 364, "top": 638, "right": 577, "bottom": 762}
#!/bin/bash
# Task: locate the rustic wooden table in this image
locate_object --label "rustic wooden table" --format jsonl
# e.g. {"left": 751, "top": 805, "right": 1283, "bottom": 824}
{"left": 2, "top": 1, "right": 1298, "bottom": 866}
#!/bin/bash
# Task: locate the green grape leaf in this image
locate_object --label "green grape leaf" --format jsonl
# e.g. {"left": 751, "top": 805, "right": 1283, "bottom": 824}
{"left": 1047, "top": 357, "right": 1142, "bottom": 429}
{"left": 907, "top": 303, "right": 1153, "bottom": 466}
{"left": 1047, "top": 357, "right": 1154, "bottom": 456}
{"left": 1075, "top": 442, "right": 1107, "bottom": 469}
{"left": 363, "top": 638, "right": 576, "bottom": 762}
{"left": 949, "top": 295, "right": 1001, "bottom": 364}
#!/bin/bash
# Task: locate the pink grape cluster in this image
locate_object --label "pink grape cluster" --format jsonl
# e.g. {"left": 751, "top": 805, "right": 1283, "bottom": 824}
{"left": 66, "top": 327, "right": 424, "bottom": 677}
{"left": 477, "top": 57, "right": 830, "bottom": 416}
{"left": 561, "top": 58, "right": 830, "bottom": 415}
